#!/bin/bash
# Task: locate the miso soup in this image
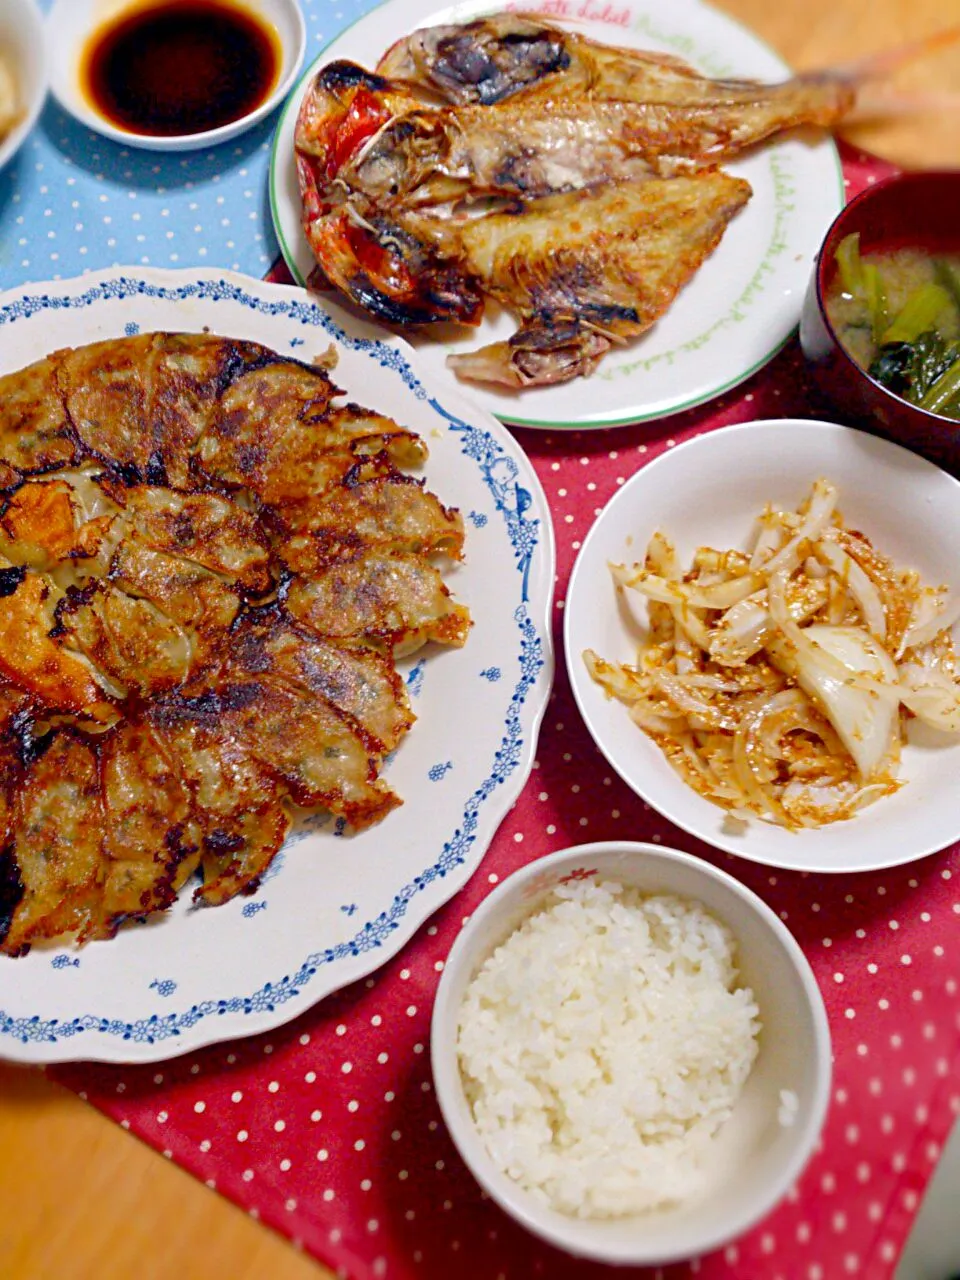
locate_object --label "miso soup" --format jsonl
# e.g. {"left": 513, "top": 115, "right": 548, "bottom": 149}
{"left": 825, "top": 238, "right": 960, "bottom": 420}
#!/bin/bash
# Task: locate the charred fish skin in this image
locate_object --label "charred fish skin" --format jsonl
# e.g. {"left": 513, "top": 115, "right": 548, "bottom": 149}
{"left": 295, "top": 60, "right": 485, "bottom": 327}
{"left": 296, "top": 173, "right": 485, "bottom": 328}
{"left": 0, "top": 333, "right": 471, "bottom": 952}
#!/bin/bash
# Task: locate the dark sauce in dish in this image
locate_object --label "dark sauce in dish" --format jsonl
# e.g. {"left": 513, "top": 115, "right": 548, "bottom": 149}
{"left": 81, "top": 0, "right": 281, "bottom": 137}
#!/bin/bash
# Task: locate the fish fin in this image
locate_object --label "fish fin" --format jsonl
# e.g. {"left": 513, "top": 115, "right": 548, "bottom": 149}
{"left": 448, "top": 322, "right": 610, "bottom": 389}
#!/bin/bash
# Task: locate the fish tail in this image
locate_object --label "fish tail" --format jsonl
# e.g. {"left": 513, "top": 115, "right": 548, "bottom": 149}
{"left": 801, "top": 24, "right": 960, "bottom": 88}
{"left": 849, "top": 86, "right": 960, "bottom": 121}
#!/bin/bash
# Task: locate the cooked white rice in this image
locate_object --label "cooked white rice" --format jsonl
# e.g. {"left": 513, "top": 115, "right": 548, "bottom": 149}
{"left": 457, "top": 879, "right": 761, "bottom": 1218}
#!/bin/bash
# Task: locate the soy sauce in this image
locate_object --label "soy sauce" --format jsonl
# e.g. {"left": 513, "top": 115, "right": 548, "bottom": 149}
{"left": 81, "top": 0, "right": 281, "bottom": 137}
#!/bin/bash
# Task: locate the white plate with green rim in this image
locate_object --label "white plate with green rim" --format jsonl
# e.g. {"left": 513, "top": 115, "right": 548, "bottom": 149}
{"left": 269, "top": 0, "right": 844, "bottom": 431}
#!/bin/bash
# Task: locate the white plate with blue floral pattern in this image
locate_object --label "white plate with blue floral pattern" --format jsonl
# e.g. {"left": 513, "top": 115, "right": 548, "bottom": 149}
{"left": 269, "top": 0, "right": 844, "bottom": 430}
{"left": 0, "top": 267, "right": 555, "bottom": 1064}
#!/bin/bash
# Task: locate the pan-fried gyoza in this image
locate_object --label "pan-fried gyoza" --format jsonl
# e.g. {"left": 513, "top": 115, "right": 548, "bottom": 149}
{"left": 294, "top": 14, "right": 868, "bottom": 387}
{"left": 0, "top": 332, "right": 469, "bottom": 955}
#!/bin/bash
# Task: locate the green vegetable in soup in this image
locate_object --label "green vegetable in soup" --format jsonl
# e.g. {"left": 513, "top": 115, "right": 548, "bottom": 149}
{"left": 881, "top": 284, "right": 953, "bottom": 345}
{"left": 832, "top": 235, "right": 890, "bottom": 343}
{"left": 862, "top": 263, "right": 889, "bottom": 343}
{"left": 869, "top": 341, "right": 919, "bottom": 398}
{"left": 935, "top": 259, "right": 960, "bottom": 314}
{"left": 919, "top": 353, "right": 960, "bottom": 417}
{"left": 835, "top": 233, "right": 864, "bottom": 297}
{"left": 869, "top": 330, "right": 960, "bottom": 418}
{"left": 828, "top": 242, "right": 960, "bottom": 419}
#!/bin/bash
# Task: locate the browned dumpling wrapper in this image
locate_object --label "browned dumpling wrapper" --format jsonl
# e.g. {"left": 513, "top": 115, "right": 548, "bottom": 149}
{"left": 0, "top": 333, "right": 469, "bottom": 953}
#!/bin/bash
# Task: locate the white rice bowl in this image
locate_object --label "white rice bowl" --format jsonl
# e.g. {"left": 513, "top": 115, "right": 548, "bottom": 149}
{"left": 457, "top": 880, "right": 761, "bottom": 1218}
{"left": 431, "top": 841, "right": 832, "bottom": 1267}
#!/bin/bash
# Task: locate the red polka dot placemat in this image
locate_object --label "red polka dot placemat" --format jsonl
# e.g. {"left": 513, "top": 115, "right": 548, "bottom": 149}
{"left": 52, "top": 144, "right": 960, "bottom": 1280}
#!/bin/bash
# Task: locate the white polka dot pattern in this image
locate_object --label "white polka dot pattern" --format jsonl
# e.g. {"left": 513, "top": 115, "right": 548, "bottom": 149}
{"left": 0, "top": 0, "right": 383, "bottom": 293}
{"left": 46, "top": 149, "right": 960, "bottom": 1280}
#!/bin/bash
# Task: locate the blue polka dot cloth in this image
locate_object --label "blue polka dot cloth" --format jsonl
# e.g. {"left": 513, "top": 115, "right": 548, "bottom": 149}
{"left": 0, "top": 0, "right": 377, "bottom": 291}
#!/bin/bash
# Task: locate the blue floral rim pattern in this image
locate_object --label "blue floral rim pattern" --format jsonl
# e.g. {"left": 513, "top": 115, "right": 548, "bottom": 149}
{"left": 0, "top": 275, "right": 548, "bottom": 1048}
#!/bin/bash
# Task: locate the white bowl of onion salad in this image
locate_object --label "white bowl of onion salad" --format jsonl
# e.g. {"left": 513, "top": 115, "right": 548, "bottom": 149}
{"left": 565, "top": 419, "right": 960, "bottom": 873}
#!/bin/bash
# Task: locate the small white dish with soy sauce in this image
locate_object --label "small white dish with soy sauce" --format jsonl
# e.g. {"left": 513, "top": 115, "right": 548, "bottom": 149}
{"left": 46, "top": 0, "right": 306, "bottom": 152}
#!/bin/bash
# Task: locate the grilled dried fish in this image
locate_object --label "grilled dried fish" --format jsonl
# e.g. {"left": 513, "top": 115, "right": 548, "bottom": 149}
{"left": 378, "top": 15, "right": 577, "bottom": 105}
{"left": 450, "top": 172, "right": 751, "bottom": 387}
{"left": 294, "top": 17, "right": 929, "bottom": 385}
{"left": 0, "top": 332, "right": 469, "bottom": 952}
{"left": 378, "top": 15, "right": 854, "bottom": 113}
{"left": 338, "top": 86, "right": 848, "bottom": 209}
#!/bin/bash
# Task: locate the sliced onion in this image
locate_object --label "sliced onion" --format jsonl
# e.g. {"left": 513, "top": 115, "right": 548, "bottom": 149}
{"left": 731, "top": 691, "right": 803, "bottom": 824}
{"left": 815, "top": 537, "right": 887, "bottom": 643}
{"left": 654, "top": 671, "right": 739, "bottom": 731}
{"left": 610, "top": 564, "right": 763, "bottom": 611}
{"left": 769, "top": 621, "right": 900, "bottom": 780}
{"left": 672, "top": 614, "right": 699, "bottom": 674}
{"left": 761, "top": 478, "right": 838, "bottom": 577}
{"left": 825, "top": 578, "right": 853, "bottom": 625}
{"left": 780, "top": 779, "right": 896, "bottom": 827}
{"left": 671, "top": 674, "right": 750, "bottom": 693}
{"left": 583, "top": 650, "right": 650, "bottom": 703}
{"left": 592, "top": 476, "right": 958, "bottom": 831}
{"left": 831, "top": 528, "right": 918, "bottom": 650}
{"left": 647, "top": 600, "right": 675, "bottom": 648}
{"left": 627, "top": 700, "right": 687, "bottom": 736}
{"left": 693, "top": 547, "right": 752, "bottom": 578}
{"left": 644, "top": 530, "right": 680, "bottom": 580}
{"left": 655, "top": 730, "right": 742, "bottom": 803}
{"left": 710, "top": 579, "right": 829, "bottom": 667}
{"left": 898, "top": 587, "right": 960, "bottom": 657}
{"left": 672, "top": 732, "right": 741, "bottom": 799}
{"left": 756, "top": 690, "right": 843, "bottom": 761}
{"left": 750, "top": 515, "right": 785, "bottom": 568}
{"left": 669, "top": 602, "right": 712, "bottom": 653}
{"left": 767, "top": 569, "right": 888, "bottom": 694}
{"left": 898, "top": 663, "right": 960, "bottom": 732}
{"left": 709, "top": 592, "right": 770, "bottom": 667}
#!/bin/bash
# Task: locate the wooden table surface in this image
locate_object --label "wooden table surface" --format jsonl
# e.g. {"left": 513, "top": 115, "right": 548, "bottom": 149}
{"left": 1, "top": 3, "right": 958, "bottom": 1278}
